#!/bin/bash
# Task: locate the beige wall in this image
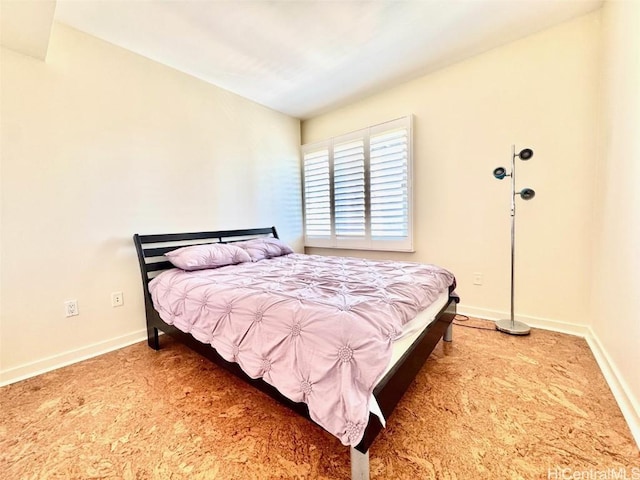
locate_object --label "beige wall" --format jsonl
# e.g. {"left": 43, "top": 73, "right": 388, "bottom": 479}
{"left": 0, "top": 24, "right": 302, "bottom": 382}
{"left": 591, "top": 0, "right": 640, "bottom": 439}
{"left": 302, "top": 13, "right": 601, "bottom": 330}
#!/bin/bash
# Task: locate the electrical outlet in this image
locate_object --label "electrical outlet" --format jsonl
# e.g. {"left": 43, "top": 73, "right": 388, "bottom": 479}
{"left": 473, "top": 273, "right": 483, "bottom": 286}
{"left": 111, "top": 291, "right": 124, "bottom": 307}
{"left": 65, "top": 300, "right": 79, "bottom": 317}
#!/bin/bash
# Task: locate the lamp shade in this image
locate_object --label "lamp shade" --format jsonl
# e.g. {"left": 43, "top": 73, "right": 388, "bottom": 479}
{"left": 519, "top": 188, "right": 536, "bottom": 200}
{"left": 493, "top": 167, "right": 507, "bottom": 179}
{"left": 518, "top": 148, "right": 534, "bottom": 160}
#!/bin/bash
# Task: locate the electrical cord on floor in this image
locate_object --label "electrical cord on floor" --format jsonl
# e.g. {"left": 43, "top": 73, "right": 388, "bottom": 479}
{"left": 453, "top": 314, "right": 496, "bottom": 331}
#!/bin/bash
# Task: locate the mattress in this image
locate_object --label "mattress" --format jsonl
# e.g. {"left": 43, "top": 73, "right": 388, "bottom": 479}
{"left": 369, "top": 289, "right": 450, "bottom": 425}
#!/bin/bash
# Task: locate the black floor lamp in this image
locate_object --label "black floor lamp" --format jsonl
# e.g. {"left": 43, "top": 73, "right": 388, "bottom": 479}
{"left": 492, "top": 145, "right": 536, "bottom": 335}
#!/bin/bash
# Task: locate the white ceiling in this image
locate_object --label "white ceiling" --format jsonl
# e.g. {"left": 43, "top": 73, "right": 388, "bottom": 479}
{"left": 52, "top": 0, "right": 603, "bottom": 119}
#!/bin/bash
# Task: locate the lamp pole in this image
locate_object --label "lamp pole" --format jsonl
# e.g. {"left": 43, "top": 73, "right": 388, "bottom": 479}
{"left": 509, "top": 144, "right": 516, "bottom": 327}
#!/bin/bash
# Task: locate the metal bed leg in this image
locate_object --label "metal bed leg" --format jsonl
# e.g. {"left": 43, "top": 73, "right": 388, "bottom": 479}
{"left": 444, "top": 322, "right": 453, "bottom": 342}
{"left": 350, "top": 447, "right": 370, "bottom": 480}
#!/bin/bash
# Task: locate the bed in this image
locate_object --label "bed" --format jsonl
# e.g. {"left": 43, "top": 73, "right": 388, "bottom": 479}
{"left": 133, "top": 226, "right": 458, "bottom": 479}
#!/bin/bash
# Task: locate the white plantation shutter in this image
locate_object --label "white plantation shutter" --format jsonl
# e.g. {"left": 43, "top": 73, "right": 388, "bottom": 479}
{"left": 303, "top": 147, "right": 331, "bottom": 239}
{"left": 370, "top": 126, "right": 409, "bottom": 239}
{"left": 334, "top": 139, "right": 366, "bottom": 237}
{"left": 302, "top": 116, "right": 413, "bottom": 251}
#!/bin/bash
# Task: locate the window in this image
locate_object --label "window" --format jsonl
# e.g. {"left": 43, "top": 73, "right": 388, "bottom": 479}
{"left": 302, "top": 116, "right": 413, "bottom": 251}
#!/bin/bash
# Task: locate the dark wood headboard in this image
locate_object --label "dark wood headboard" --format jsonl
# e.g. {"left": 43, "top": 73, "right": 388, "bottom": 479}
{"left": 133, "top": 226, "right": 278, "bottom": 291}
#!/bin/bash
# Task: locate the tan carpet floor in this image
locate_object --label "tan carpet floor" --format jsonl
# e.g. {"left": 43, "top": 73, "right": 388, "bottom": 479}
{"left": 1, "top": 318, "right": 638, "bottom": 479}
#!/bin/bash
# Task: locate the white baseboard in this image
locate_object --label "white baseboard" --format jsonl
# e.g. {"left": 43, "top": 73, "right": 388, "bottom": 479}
{"left": 457, "top": 303, "right": 640, "bottom": 449}
{"left": 0, "top": 329, "right": 148, "bottom": 387}
{"left": 456, "top": 304, "right": 591, "bottom": 337}
{"left": 585, "top": 328, "right": 640, "bottom": 449}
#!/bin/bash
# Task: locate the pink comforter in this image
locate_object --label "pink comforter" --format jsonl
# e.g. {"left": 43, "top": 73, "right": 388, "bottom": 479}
{"left": 149, "top": 253, "right": 455, "bottom": 446}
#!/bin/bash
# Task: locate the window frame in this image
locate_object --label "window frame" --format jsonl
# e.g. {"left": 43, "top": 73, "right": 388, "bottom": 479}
{"left": 301, "top": 116, "right": 414, "bottom": 252}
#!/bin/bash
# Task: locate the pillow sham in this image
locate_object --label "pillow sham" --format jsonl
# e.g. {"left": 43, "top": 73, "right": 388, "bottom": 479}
{"left": 234, "top": 237, "right": 294, "bottom": 262}
{"left": 165, "top": 243, "right": 251, "bottom": 271}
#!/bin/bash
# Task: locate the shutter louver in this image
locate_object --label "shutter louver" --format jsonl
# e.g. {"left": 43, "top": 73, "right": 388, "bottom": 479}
{"left": 334, "top": 140, "right": 365, "bottom": 237}
{"left": 303, "top": 148, "right": 331, "bottom": 237}
{"left": 370, "top": 128, "right": 408, "bottom": 238}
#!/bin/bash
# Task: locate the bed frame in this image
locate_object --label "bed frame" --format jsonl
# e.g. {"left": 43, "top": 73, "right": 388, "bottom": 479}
{"left": 133, "top": 226, "right": 457, "bottom": 480}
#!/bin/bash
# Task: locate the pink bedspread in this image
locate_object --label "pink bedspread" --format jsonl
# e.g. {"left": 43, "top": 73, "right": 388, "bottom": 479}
{"left": 149, "top": 253, "right": 455, "bottom": 446}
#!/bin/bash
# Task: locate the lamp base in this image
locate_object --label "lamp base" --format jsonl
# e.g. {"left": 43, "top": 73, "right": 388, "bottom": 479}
{"left": 495, "top": 319, "right": 531, "bottom": 335}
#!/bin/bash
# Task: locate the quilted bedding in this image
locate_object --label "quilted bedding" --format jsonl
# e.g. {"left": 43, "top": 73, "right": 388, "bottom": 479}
{"left": 149, "top": 253, "right": 455, "bottom": 446}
